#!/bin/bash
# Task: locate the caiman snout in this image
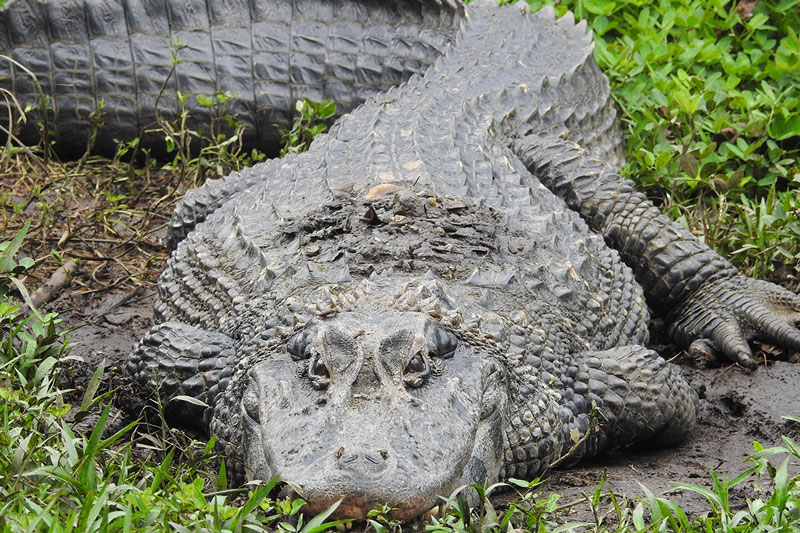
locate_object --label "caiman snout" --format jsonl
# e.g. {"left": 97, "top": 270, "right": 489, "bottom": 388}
{"left": 280, "top": 444, "right": 435, "bottom": 520}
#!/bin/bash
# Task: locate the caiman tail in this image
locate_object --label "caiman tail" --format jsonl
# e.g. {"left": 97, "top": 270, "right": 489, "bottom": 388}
{"left": 0, "top": 0, "right": 463, "bottom": 156}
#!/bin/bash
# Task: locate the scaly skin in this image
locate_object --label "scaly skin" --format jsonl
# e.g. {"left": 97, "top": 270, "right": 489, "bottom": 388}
{"left": 512, "top": 135, "right": 800, "bottom": 366}
{"left": 4, "top": 0, "right": 799, "bottom": 521}
{"left": 0, "top": 0, "right": 462, "bottom": 155}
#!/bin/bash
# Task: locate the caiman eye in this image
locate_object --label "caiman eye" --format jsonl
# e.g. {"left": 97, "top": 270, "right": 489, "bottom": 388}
{"left": 426, "top": 324, "right": 458, "bottom": 359}
{"left": 403, "top": 351, "right": 430, "bottom": 388}
{"left": 308, "top": 351, "right": 330, "bottom": 390}
{"left": 243, "top": 387, "right": 260, "bottom": 422}
{"left": 288, "top": 329, "right": 314, "bottom": 360}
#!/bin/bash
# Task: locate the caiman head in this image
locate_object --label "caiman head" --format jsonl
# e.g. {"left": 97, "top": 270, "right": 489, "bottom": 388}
{"left": 239, "top": 307, "right": 508, "bottom": 520}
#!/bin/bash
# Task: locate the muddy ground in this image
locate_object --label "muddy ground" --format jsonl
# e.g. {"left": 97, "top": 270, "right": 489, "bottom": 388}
{"left": 45, "top": 271, "right": 800, "bottom": 524}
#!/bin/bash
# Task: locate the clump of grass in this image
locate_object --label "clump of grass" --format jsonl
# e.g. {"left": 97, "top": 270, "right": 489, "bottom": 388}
{"left": 523, "top": 0, "right": 800, "bottom": 282}
{"left": 423, "top": 437, "right": 800, "bottom": 531}
{"left": 0, "top": 224, "right": 69, "bottom": 382}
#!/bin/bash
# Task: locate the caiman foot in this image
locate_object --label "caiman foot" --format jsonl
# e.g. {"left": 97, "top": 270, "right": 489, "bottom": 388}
{"left": 668, "top": 274, "right": 800, "bottom": 367}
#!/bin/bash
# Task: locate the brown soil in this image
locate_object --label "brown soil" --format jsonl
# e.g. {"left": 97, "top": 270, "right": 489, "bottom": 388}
{"left": 6, "top": 155, "right": 800, "bottom": 525}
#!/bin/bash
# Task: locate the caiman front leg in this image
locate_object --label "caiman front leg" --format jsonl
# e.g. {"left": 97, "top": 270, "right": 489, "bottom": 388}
{"left": 125, "top": 322, "right": 237, "bottom": 426}
{"left": 504, "top": 344, "right": 696, "bottom": 479}
{"left": 512, "top": 135, "right": 800, "bottom": 366}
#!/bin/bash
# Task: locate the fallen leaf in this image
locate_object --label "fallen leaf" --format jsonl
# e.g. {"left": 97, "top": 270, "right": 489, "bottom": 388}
{"left": 364, "top": 183, "right": 400, "bottom": 200}
{"left": 736, "top": 0, "right": 758, "bottom": 22}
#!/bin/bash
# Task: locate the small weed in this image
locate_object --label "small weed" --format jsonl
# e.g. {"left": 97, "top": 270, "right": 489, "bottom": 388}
{"left": 425, "top": 478, "right": 570, "bottom": 532}
{"left": 0, "top": 225, "right": 70, "bottom": 384}
{"left": 280, "top": 98, "right": 337, "bottom": 157}
{"left": 74, "top": 99, "right": 106, "bottom": 173}
{"left": 367, "top": 503, "right": 403, "bottom": 532}
{"left": 144, "top": 37, "right": 268, "bottom": 188}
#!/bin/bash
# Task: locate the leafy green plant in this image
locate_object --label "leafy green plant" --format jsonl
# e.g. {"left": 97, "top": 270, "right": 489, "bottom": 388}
{"left": 367, "top": 503, "right": 404, "bottom": 533}
{"left": 413, "top": 425, "right": 800, "bottom": 532}
{"left": 523, "top": 0, "right": 800, "bottom": 280}
{"left": 0, "top": 224, "right": 69, "bottom": 384}
{"left": 279, "top": 98, "right": 336, "bottom": 157}
{"left": 674, "top": 429, "right": 800, "bottom": 530}
{"left": 74, "top": 99, "right": 106, "bottom": 173}
{"left": 619, "top": 434, "right": 800, "bottom": 531}
{"left": 146, "top": 37, "right": 266, "bottom": 187}
{"left": 426, "top": 478, "right": 576, "bottom": 532}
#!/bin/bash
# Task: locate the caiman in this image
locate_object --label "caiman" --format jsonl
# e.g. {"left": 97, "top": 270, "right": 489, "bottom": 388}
{"left": 2, "top": 0, "right": 799, "bottom": 521}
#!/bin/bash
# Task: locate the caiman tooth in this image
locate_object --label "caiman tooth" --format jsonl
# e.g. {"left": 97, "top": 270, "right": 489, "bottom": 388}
{"left": 421, "top": 505, "right": 442, "bottom": 521}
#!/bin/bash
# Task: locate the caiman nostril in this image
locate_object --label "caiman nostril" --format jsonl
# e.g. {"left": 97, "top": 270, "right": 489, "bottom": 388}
{"left": 341, "top": 454, "right": 359, "bottom": 464}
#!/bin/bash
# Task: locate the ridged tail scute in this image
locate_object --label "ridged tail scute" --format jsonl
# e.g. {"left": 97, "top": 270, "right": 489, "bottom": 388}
{"left": 0, "top": 0, "right": 465, "bottom": 157}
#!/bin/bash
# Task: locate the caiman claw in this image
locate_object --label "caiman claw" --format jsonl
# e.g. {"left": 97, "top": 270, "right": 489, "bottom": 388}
{"left": 668, "top": 274, "right": 800, "bottom": 367}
